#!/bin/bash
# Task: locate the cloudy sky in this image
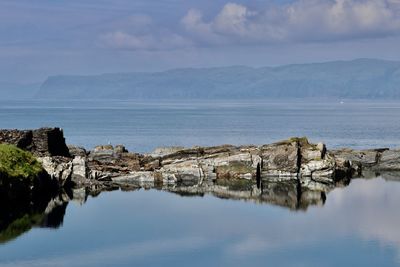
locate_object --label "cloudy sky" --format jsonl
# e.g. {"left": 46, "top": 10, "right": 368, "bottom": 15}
{"left": 1, "top": 0, "right": 400, "bottom": 82}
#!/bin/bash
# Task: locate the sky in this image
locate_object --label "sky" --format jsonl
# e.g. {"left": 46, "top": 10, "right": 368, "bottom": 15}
{"left": 1, "top": 0, "right": 400, "bottom": 83}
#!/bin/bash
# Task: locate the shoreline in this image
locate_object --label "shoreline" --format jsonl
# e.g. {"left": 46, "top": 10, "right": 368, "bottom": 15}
{"left": 1, "top": 128, "right": 399, "bottom": 194}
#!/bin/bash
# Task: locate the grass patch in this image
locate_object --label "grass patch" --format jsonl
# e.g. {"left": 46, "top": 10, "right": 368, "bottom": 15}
{"left": 0, "top": 144, "right": 43, "bottom": 180}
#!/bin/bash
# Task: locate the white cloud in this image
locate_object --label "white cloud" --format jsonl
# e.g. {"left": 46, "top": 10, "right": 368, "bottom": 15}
{"left": 100, "top": 0, "right": 400, "bottom": 50}
{"left": 100, "top": 31, "right": 192, "bottom": 50}
{"left": 182, "top": 0, "right": 400, "bottom": 45}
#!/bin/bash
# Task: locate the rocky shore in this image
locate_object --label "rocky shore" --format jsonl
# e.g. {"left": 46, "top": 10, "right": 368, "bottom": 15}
{"left": 1, "top": 127, "right": 400, "bottom": 208}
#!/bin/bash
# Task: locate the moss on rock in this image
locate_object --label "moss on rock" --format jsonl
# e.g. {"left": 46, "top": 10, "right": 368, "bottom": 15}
{"left": 0, "top": 144, "right": 43, "bottom": 180}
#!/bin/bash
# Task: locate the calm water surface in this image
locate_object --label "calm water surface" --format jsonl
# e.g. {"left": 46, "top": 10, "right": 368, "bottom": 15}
{"left": 1, "top": 100, "right": 400, "bottom": 151}
{"left": 1, "top": 100, "right": 400, "bottom": 266}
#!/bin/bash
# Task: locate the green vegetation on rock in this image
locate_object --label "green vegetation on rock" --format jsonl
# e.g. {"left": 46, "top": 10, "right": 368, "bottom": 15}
{"left": 0, "top": 144, "right": 43, "bottom": 179}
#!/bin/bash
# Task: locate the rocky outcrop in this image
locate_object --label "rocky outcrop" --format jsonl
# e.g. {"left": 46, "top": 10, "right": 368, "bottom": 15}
{"left": 2, "top": 127, "right": 400, "bottom": 201}
{"left": 331, "top": 148, "right": 400, "bottom": 175}
{"left": 260, "top": 139, "right": 299, "bottom": 177}
{"left": 87, "top": 145, "right": 141, "bottom": 180}
{"left": 0, "top": 128, "right": 70, "bottom": 157}
{"left": 0, "top": 128, "right": 354, "bottom": 190}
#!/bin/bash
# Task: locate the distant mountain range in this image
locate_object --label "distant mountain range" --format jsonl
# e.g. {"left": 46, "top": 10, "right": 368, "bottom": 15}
{"left": 36, "top": 59, "right": 400, "bottom": 99}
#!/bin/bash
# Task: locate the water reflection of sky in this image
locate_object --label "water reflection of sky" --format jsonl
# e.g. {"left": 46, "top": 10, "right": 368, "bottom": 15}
{"left": 1, "top": 177, "right": 400, "bottom": 267}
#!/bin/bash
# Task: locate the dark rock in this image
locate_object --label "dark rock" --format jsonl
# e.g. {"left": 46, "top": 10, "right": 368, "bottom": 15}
{"left": 32, "top": 128, "right": 70, "bottom": 157}
{"left": 87, "top": 146, "right": 141, "bottom": 180}
{"left": 0, "top": 128, "right": 70, "bottom": 157}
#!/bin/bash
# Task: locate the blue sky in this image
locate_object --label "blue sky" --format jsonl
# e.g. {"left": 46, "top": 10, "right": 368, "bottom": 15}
{"left": 1, "top": 0, "right": 400, "bottom": 82}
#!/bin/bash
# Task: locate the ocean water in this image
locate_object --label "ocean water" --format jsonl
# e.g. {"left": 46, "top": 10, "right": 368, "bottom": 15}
{"left": 1, "top": 99, "right": 400, "bottom": 267}
{"left": 0, "top": 100, "right": 400, "bottom": 152}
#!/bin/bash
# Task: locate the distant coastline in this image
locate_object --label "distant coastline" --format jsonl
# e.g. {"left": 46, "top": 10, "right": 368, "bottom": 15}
{"left": 3, "top": 58, "right": 399, "bottom": 100}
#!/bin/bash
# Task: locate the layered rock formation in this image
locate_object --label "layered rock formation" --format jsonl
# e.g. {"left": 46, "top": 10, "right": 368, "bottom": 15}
{"left": 89, "top": 137, "right": 350, "bottom": 188}
{"left": 2, "top": 127, "right": 400, "bottom": 205}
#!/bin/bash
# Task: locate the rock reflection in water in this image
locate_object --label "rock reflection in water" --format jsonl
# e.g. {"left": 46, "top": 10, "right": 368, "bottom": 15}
{"left": 0, "top": 192, "right": 69, "bottom": 244}
{"left": 0, "top": 174, "right": 354, "bottom": 245}
{"left": 163, "top": 178, "right": 336, "bottom": 211}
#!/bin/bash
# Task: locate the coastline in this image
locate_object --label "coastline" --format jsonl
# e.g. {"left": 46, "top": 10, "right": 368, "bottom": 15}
{"left": 1, "top": 127, "right": 399, "bottom": 195}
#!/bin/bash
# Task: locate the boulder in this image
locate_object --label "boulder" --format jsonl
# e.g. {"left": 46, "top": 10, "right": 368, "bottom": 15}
{"left": 86, "top": 146, "right": 141, "bottom": 180}
{"left": 67, "top": 145, "right": 87, "bottom": 157}
{"left": 259, "top": 139, "right": 299, "bottom": 178}
{"left": 374, "top": 149, "right": 400, "bottom": 171}
{"left": 331, "top": 148, "right": 384, "bottom": 168}
{"left": 159, "top": 159, "right": 202, "bottom": 184}
{"left": 71, "top": 156, "right": 88, "bottom": 186}
{"left": 37, "top": 157, "right": 72, "bottom": 186}
{"left": 299, "top": 138, "right": 335, "bottom": 179}
{"left": 114, "top": 145, "right": 128, "bottom": 153}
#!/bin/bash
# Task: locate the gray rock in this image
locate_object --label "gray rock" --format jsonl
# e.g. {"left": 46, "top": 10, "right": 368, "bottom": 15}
{"left": 148, "top": 146, "right": 185, "bottom": 157}
{"left": 375, "top": 150, "right": 400, "bottom": 171}
{"left": 331, "top": 148, "right": 381, "bottom": 167}
{"left": 300, "top": 139, "right": 335, "bottom": 179}
{"left": 68, "top": 145, "right": 87, "bottom": 157}
{"left": 38, "top": 156, "right": 73, "bottom": 186}
{"left": 71, "top": 156, "right": 88, "bottom": 186}
{"left": 114, "top": 145, "right": 128, "bottom": 153}
{"left": 260, "top": 139, "right": 299, "bottom": 178}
